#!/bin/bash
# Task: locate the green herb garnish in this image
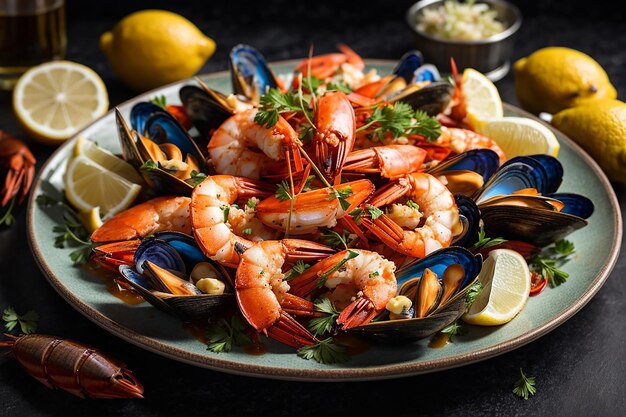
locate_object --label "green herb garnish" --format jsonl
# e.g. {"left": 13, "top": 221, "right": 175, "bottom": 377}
{"left": 356, "top": 102, "right": 441, "bottom": 141}
{"left": 3, "top": 306, "right": 39, "bottom": 334}
{"left": 317, "top": 250, "right": 359, "bottom": 288}
{"left": 150, "top": 94, "right": 167, "bottom": 110}
{"left": 284, "top": 260, "right": 311, "bottom": 281}
{"left": 307, "top": 298, "right": 341, "bottom": 336}
{"left": 297, "top": 337, "right": 349, "bottom": 364}
{"left": 440, "top": 320, "right": 466, "bottom": 342}
{"left": 320, "top": 228, "right": 350, "bottom": 249}
{"left": 465, "top": 280, "right": 484, "bottom": 305}
{"left": 186, "top": 170, "right": 207, "bottom": 186}
{"left": 529, "top": 239, "right": 575, "bottom": 287}
{"left": 255, "top": 88, "right": 309, "bottom": 128}
{"left": 366, "top": 204, "right": 384, "bottom": 219}
{"left": 206, "top": 315, "right": 251, "bottom": 353}
{"left": 0, "top": 198, "right": 16, "bottom": 227}
{"left": 469, "top": 226, "right": 507, "bottom": 252}
{"left": 513, "top": 368, "right": 537, "bottom": 400}
{"left": 406, "top": 199, "right": 419, "bottom": 210}
{"left": 37, "top": 193, "right": 94, "bottom": 265}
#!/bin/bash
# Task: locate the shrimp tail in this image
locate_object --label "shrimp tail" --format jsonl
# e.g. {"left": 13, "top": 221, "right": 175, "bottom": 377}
{"left": 367, "top": 178, "right": 411, "bottom": 208}
{"left": 266, "top": 311, "right": 317, "bottom": 348}
{"left": 336, "top": 298, "right": 378, "bottom": 329}
{"left": 281, "top": 238, "right": 336, "bottom": 261}
{"left": 361, "top": 215, "right": 426, "bottom": 258}
{"left": 280, "top": 293, "right": 320, "bottom": 317}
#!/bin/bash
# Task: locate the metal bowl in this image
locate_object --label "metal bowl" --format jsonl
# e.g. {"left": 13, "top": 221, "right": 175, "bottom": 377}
{"left": 406, "top": 0, "right": 522, "bottom": 81}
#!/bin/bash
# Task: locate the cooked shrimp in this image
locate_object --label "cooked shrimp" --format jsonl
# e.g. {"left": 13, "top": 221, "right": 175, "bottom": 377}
{"left": 207, "top": 108, "right": 302, "bottom": 180}
{"left": 235, "top": 239, "right": 335, "bottom": 348}
{"left": 255, "top": 179, "right": 374, "bottom": 235}
{"left": 314, "top": 91, "right": 356, "bottom": 183}
{"left": 288, "top": 249, "right": 397, "bottom": 329}
{"left": 342, "top": 145, "right": 427, "bottom": 180}
{"left": 91, "top": 196, "right": 191, "bottom": 243}
{"left": 294, "top": 43, "right": 364, "bottom": 80}
{"left": 190, "top": 175, "right": 276, "bottom": 268}
{"left": 436, "top": 126, "right": 506, "bottom": 164}
{"left": 362, "top": 172, "right": 463, "bottom": 258}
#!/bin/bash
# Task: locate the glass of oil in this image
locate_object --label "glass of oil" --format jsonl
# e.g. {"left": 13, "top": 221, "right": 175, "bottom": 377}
{"left": 0, "top": 0, "right": 66, "bottom": 90}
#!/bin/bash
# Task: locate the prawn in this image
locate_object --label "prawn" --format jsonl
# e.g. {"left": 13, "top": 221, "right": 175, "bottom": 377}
{"left": 207, "top": 108, "right": 303, "bottom": 180}
{"left": 436, "top": 126, "right": 506, "bottom": 164}
{"left": 255, "top": 179, "right": 373, "bottom": 235}
{"left": 361, "top": 172, "right": 463, "bottom": 258}
{"left": 342, "top": 145, "right": 427, "bottom": 180}
{"left": 235, "top": 239, "right": 335, "bottom": 348}
{"left": 91, "top": 196, "right": 191, "bottom": 243}
{"left": 294, "top": 43, "right": 364, "bottom": 80}
{"left": 314, "top": 91, "right": 356, "bottom": 183}
{"left": 288, "top": 249, "right": 397, "bottom": 329}
{"left": 190, "top": 175, "right": 276, "bottom": 267}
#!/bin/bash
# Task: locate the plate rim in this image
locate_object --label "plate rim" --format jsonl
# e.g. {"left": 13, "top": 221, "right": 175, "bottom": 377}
{"left": 26, "top": 59, "right": 623, "bottom": 381}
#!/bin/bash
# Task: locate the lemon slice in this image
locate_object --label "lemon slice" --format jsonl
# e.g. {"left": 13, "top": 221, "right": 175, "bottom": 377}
{"left": 78, "top": 206, "right": 104, "bottom": 233}
{"left": 476, "top": 116, "right": 560, "bottom": 159}
{"left": 462, "top": 68, "right": 504, "bottom": 129}
{"left": 13, "top": 61, "right": 109, "bottom": 145}
{"left": 462, "top": 249, "right": 531, "bottom": 326}
{"left": 64, "top": 155, "right": 141, "bottom": 217}
{"left": 74, "top": 136, "right": 144, "bottom": 184}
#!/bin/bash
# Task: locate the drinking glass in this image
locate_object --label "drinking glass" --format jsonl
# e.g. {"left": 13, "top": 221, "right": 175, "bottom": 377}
{"left": 0, "top": 0, "right": 66, "bottom": 90}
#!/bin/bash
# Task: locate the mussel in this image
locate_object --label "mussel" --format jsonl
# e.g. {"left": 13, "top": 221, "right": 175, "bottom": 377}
{"left": 178, "top": 85, "right": 233, "bottom": 144}
{"left": 349, "top": 247, "right": 482, "bottom": 343}
{"left": 115, "top": 102, "right": 208, "bottom": 196}
{"left": 427, "top": 149, "right": 501, "bottom": 196}
{"left": 473, "top": 155, "right": 593, "bottom": 247}
{"left": 118, "top": 232, "right": 234, "bottom": 321}
{"left": 229, "top": 44, "right": 279, "bottom": 103}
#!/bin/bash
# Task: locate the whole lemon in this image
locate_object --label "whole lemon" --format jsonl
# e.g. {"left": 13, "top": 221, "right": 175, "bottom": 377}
{"left": 514, "top": 47, "right": 616, "bottom": 115}
{"left": 551, "top": 99, "right": 626, "bottom": 183}
{"left": 100, "top": 10, "right": 215, "bottom": 92}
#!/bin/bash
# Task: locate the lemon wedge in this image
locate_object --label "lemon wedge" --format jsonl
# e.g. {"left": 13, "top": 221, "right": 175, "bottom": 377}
{"left": 74, "top": 136, "right": 144, "bottom": 184}
{"left": 462, "top": 249, "right": 531, "bottom": 326}
{"left": 78, "top": 206, "right": 104, "bottom": 233}
{"left": 476, "top": 116, "right": 560, "bottom": 159}
{"left": 13, "top": 61, "right": 109, "bottom": 145}
{"left": 64, "top": 155, "right": 141, "bottom": 217}
{"left": 461, "top": 68, "right": 504, "bottom": 129}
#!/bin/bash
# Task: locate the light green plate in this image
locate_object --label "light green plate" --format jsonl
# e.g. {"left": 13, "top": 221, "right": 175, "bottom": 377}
{"left": 27, "top": 60, "right": 622, "bottom": 381}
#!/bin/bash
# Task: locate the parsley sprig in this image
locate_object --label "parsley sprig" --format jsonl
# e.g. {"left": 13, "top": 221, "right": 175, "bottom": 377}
{"left": 320, "top": 228, "right": 351, "bottom": 249}
{"left": 440, "top": 320, "right": 466, "bottom": 342}
{"left": 284, "top": 260, "right": 311, "bottom": 281}
{"left": 529, "top": 239, "right": 575, "bottom": 287}
{"left": 317, "top": 250, "right": 359, "bottom": 288}
{"left": 0, "top": 198, "right": 16, "bottom": 227}
{"left": 469, "top": 226, "right": 507, "bottom": 252}
{"left": 513, "top": 368, "right": 537, "bottom": 400}
{"left": 465, "top": 280, "right": 484, "bottom": 305}
{"left": 356, "top": 102, "right": 441, "bottom": 141}
{"left": 36, "top": 193, "right": 94, "bottom": 265}
{"left": 307, "top": 298, "right": 341, "bottom": 336}
{"left": 3, "top": 306, "right": 39, "bottom": 334}
{"left": 149, "top": 94, "right": 167, "bottom": 110}
{"left": 297, "top": 337, "right": 349, "bottom": 364}
{"left": 206, "top": 315, "right": 251, "bottom": 353}
{"left": 186, "top": 170, "right": 207, "bottom": 187}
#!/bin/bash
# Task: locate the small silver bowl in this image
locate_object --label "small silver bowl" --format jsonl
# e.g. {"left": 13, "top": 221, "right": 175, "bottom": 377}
{"left": 406, "top": 0, "right": 522, "bottom": 81}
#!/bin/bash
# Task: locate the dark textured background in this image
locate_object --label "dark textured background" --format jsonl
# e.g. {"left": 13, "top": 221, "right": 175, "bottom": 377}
{"left": 1, "top": 1, "right": 625, "bottom": 416}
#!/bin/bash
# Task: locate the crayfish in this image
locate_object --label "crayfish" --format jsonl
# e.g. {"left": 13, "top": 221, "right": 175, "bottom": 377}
{"left": 0, "top": 130, "right": 36, "bottom": 207}
{"left": 1, "top": 333, "right": 144, "bottom": 399}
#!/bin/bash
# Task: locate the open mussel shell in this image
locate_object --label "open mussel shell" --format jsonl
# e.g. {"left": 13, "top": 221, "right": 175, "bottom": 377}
{"left": 119, "top": 265, "right": 234, "bottom": 321}
{"left": 389, "top": 81, "right": 453, "bottom": 116}
{"left": 349, "top": 247, "right": 482, "bottom": 343}
{"left": 115, "top": 109, "right": 145, "bottom": 169}
{"left": 413, "top": 64, "right": 440, "bottom": 82}
{"left": 130, "top": 102, "right": 170, "bottom": 135}
{"left": 134, "top": 237, "right": 186, "bottom": 275}
{"left": 452, "top": 195, "right": 481, "bottom": 248}
{"left": 229, "top": 44, "right": 278, "bottom": 102}
{"left": 391, "top": 50, "right": 424, "bottom": 83}
{"left": 546, "top": 193, "right": 594, "bottom": 219}
{"left": 473, "top": 155, "right": 562, "bottom": 204}
{"left": 428, "top": 149, "right": 500, "bottom": 184}
{"left": 179, "top": 85, "right": 232, "bottom": 141}
{"left": 481, "top": 205, "right": 588, "bottom": 247}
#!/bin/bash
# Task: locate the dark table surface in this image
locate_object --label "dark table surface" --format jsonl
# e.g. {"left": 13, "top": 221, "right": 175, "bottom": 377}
{"left": 1, "top": 1, "right": 625, "bottom": 416}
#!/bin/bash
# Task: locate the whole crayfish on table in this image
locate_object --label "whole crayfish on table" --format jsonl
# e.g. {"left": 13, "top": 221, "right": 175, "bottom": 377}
{"left": 1, "top": 333, "right": 144, "bottom": 399}
{"left": 0, "top": 130, "right": 36, "bottom": 226}
{"left": 63, "top": 44, "right": 594, "bottom": 361}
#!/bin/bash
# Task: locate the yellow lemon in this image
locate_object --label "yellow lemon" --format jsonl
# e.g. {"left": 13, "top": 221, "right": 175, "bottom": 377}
{"left": 100, "top": 10, "right": 216, "bottom": 92}
{"left": 551, "top": 99, "right": 626, "bottom": 183}
{"left": 12, "top": 61, "right": 109, "bottom": 145}
{"left": 461, "top": 68, "right": 503, "bottom": 130}
{"left": 514, "top": 47, "right": 616, "bottom": 115}
{"left": 462, "top": 249, "right": 531, "bottom": 326}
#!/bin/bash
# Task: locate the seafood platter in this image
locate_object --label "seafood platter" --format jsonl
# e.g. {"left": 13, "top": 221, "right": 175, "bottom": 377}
{"left": 27, "top": 44, "right": 620, "bottom": 380}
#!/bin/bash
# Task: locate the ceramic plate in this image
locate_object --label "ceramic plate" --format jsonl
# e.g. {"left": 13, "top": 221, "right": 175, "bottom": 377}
{"left": 27, "top": 60, "right": 622, "bottom": 381}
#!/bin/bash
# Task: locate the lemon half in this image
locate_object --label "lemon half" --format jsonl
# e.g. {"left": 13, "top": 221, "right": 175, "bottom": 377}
{"left": 13, "top": 61, "right": 109, "bottom": 145}
{"left": 461, "top": 68, "right": 503, "bottom": 129}
{"left": 476, "top": 116, "right": 560, "bottom": 159}
{"left": 64, "top": 155, "right": 141, "bottom": 218}
{"left": 462, "top": 249, "right": 531, "bottom": 326}
{"left": 74, "top": 136, "right": 144, "bottom": 185}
